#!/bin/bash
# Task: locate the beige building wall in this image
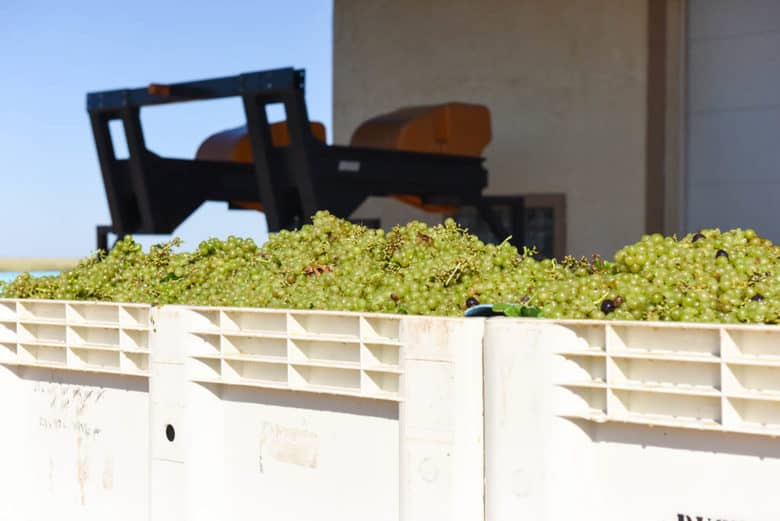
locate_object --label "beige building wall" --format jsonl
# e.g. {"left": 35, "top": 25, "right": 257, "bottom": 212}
{"left": 333, "top": 0, "right": 649, "bottom": 258}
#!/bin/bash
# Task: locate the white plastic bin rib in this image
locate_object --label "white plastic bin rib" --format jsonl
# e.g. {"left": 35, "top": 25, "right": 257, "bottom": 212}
{"left": 398, "top": 316, "right": 485, "bottom": 521}
{"left": 484, "top": 318, "right": 780, "bottom": 521}
{"left": 0, "top": 299, "right": 151, "bottom": 521}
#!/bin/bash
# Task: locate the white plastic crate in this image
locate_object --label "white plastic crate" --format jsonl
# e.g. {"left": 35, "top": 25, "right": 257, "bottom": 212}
{"left": 5, "top": 297, "right": 780, "bottom": 521}
{"left": 0, "top": 299, "right": 485, "bottom": 521}
{"left": 484, "top": 318, "right": 780, "bottom": 521}
{"left": 151, "top": 306, "right": 484, "bottom": 521}
{"left": 0, "top": 299, "right": 151, "bottom": 521}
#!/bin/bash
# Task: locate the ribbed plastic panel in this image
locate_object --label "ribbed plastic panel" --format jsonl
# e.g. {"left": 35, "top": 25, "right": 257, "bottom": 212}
{"left": 549, "top": 319, "right": 780, "bottom": 436}
{"left": 182, "top": 307, "right": 403, "bottom": 401}
{"left": 0, "top": 299, "right": 150, "bottom": 377}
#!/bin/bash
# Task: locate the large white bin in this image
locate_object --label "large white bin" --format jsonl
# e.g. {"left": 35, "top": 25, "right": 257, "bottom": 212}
{"left": 484, "top": 318, "right": 780, "bottom": 521}
{"left": 4, "top": 297, "right": 780, "bottom": 521}
{"left": 151, "top": 306, "right": 484, "bottom": 521}
{"left": 0, "top": 300, "right": 151, "bottom": 521}
{"left": 0, "top": 300, "right": 485, "bottom": 521}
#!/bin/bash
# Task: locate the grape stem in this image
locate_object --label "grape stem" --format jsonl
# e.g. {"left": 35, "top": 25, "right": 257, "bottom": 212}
{"left": 444, "top": 261, "right": 464, "bottom": 287}
{"left": 592, "top": 290, "right": 610, "bottom": 306}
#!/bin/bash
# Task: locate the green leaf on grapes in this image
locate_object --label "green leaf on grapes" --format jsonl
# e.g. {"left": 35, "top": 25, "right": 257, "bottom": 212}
{"left": 493, "top": 303, "right": 542, "bottom": 318}
{"left": 521, "top": 306, "right": 542, "bottom": 317}
{"left": 492, "top": 303, "right": 512, "bottom": 314}
{"left": 161, "top": 272, "right": 181, "bottom": 282}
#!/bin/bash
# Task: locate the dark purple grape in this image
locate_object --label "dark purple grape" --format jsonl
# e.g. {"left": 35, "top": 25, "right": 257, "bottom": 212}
{"left": 466, "top": 297, "right": 480, "bottom": 308}
{"left": 692, "top": 232, "right": 705, "bottom": 243}
{"left": 715, "top": 249, "right": 729, "bottom": 259}
{"left": 614, "top": 295, "right": 625, "bottom": 307}
{"left": 600, "top": 299, "right": 616, "bottom": 314}
{"left": 751, "top": 294, "right": 765, "bottom": 302}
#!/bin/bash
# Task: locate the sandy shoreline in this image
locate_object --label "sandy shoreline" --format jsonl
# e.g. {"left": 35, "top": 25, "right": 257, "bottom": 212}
{"left": 0, "top": 258, "right": 79, "bottom": 272}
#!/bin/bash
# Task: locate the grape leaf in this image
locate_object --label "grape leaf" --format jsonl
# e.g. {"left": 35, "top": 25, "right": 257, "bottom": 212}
{"left": 493, "top": 303, "right": 542, "bottom": 318}
{"left": 161, "top": 272, "right": 181, "bottom": 282}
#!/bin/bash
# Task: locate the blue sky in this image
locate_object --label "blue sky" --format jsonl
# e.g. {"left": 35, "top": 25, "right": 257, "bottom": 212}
{"left": 0, "top": 0, "right": 332, "bottom": 257}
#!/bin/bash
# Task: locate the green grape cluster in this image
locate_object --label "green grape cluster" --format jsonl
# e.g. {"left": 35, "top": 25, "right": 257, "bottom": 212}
{"left": 3, "top": 211, "right": 780, "bottom": 325}
{"left": 608, "top": 228, "right": 780, "bottom": 324}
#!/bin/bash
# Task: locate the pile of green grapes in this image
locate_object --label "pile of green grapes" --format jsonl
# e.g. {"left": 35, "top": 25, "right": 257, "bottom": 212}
{"left": 3, "top": 211, "right": 780, "bottom": 324}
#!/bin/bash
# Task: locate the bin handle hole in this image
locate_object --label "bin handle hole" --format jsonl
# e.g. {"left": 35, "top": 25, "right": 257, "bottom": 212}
{"left": 165, "top": 424, "right": 175, "bottom": 442}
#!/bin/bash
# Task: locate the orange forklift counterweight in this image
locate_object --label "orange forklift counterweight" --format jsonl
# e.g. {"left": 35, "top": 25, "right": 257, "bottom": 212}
{"left": 350, "top": 103, "right": 491, "bottom": 213}
{"left": 196, "top": 122, "right": 327, "bottom": 211}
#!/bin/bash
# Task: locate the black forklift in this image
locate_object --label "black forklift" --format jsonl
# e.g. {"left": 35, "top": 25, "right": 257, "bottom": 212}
{"left": 86, "top": 67, "right": 532, "bottom": 253}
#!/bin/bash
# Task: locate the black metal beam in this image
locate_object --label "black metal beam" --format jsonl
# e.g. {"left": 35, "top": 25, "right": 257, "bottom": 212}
{"left": 87, "top": 68, "right": 303, "bottom": 112}
{"left": 120, "top": 107, "right": 155, "bottom": 230}
{"left": 316, "top": 146, "right": 487, "bottom": 200}
{"left": 89, "top": 112, "right": 128, "bottom": 234}
{"left": 280, "top": 87, "right": 319, "bottom": 221}
{"left": 242, "top": 94, "right": 284, "bottom": 230}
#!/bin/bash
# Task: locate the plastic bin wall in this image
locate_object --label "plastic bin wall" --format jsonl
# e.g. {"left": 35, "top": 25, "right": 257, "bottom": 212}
{"left": 6, "top": 297, "right": 780, "bottom": 521}
{"left": 151, "top": 306, "right": 484, "bottom": 521}
{"left": 0, "top": 300, "right": 151, "bottom": 521}
{"left": 484, "top": 318, "right": 780, "bottom": 521}
{"left": 0, "top": 300, "right": 485, "bottom": 521}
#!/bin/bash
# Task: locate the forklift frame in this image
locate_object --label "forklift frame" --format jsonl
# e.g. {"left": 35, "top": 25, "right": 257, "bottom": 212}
{"left": 87, "top": 67, "right": 518, "bottom": 251}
